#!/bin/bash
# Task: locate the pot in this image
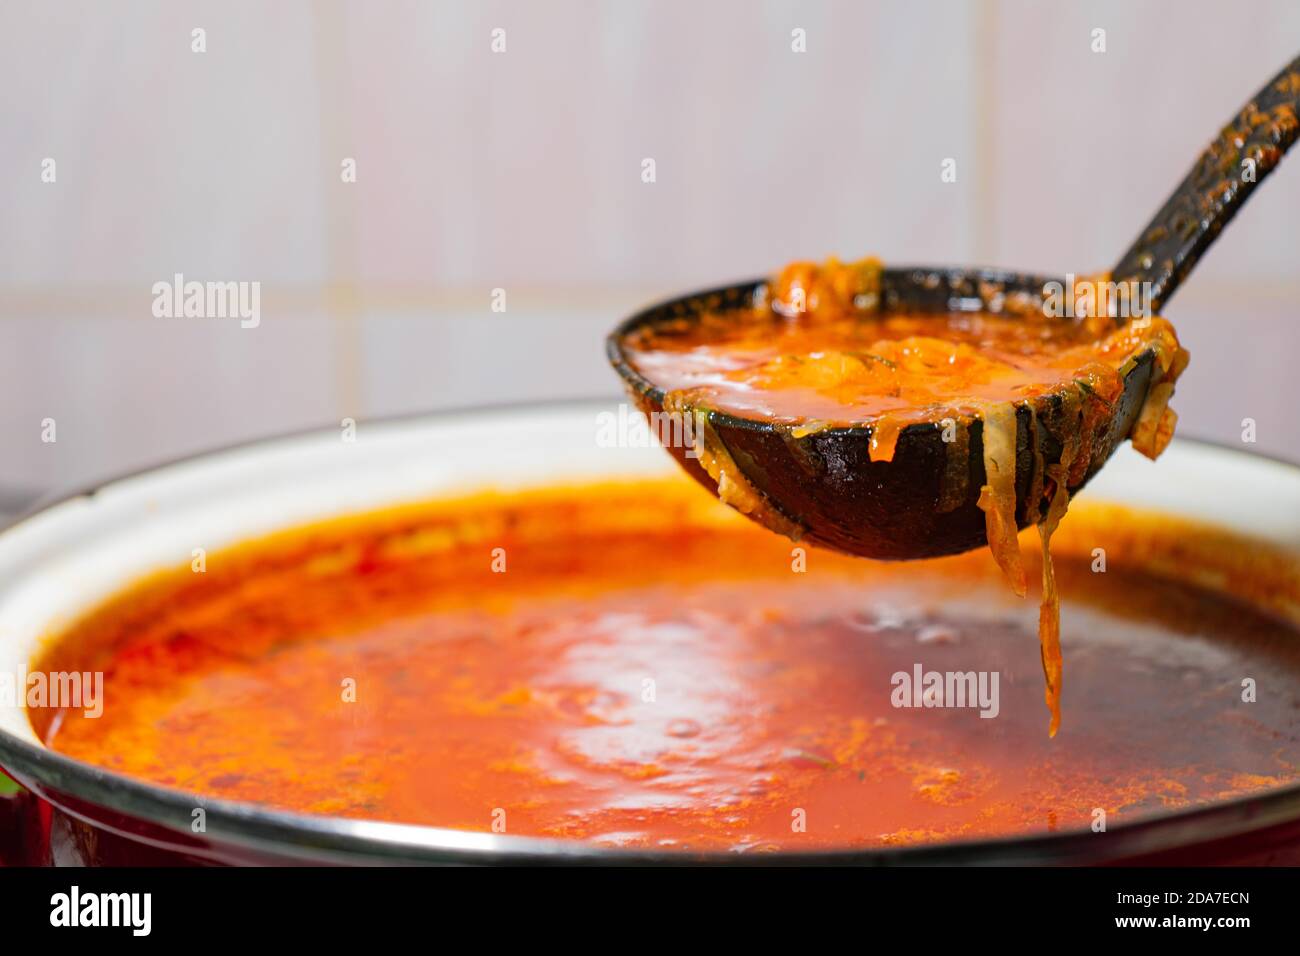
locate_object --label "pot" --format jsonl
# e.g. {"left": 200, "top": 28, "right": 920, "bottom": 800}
{"left": 1, "top": 400, "right": 1298, "bottom": 865}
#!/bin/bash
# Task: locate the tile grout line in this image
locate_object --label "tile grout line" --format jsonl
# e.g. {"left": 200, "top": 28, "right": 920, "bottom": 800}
{"left": 311, "top": 2, "right": 364, "bottom": 424}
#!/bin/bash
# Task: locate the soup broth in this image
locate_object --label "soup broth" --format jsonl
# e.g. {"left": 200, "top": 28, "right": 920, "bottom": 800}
{"left": 33, "top": 478, "right": 1300, "bottom": 851}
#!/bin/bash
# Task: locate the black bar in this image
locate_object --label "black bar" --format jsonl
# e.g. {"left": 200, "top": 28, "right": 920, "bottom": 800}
{"left": 0, "top": 865, "right": 1283, "bottom": 942}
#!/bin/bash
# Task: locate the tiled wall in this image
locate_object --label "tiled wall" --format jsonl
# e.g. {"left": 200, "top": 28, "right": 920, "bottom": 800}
{"left": 2, "top": 0, "right": 1297, "bottom": 493}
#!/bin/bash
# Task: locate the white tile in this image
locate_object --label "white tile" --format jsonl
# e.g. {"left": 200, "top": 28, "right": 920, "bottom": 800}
{"left": 1152, "top": 286, "right": 1300, "bottom": 461}
{"left": 354, "top": 294, "right": 635, "bottom": 418}
{"left": 334, "top": 0, "right": 984, "bottom": 288}
{"left": 0, "top": 310, "right": 343, "bottom": 491}
{"left": 988, "top": 0, "right": 1300, "bottom": 287}
{"left": 0, "top": 0, "right": 328, "bottom": 284}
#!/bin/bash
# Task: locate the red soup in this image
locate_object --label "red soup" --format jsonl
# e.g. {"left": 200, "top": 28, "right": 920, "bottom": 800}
{"left": 30, "top": 477, "right": 1300, "bottom": 851}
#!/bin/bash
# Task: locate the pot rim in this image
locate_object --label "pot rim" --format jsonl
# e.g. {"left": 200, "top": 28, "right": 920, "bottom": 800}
{"left": 1, "top": 398, "right": 1298, "bottom": 866}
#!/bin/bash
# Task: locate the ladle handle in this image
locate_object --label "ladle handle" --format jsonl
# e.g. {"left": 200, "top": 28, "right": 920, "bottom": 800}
{"left": 1112, "top": 54, "right": 1300, "bottom": 315}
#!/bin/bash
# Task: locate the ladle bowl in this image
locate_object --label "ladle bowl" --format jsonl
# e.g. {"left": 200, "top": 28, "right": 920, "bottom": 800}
{"left": 607, "top": 267, "right": 1157, "bottom": 559}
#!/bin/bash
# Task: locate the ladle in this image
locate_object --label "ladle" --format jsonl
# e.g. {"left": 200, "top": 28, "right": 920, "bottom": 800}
{"left": 607, "top": 54, "right": 1300, "bottom": 560}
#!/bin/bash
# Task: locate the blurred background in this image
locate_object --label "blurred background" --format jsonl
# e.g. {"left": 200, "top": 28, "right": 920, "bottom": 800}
{"left": 1, "top": 0, "right": 1297, "bottom": 505}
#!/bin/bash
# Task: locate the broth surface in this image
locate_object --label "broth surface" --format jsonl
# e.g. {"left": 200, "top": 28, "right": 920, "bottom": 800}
{"left": 620, "top": 257, "right": 1185, "bottom": 454}
{"left": 34, "top": 480, "right": 1300, "bottom": 851}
